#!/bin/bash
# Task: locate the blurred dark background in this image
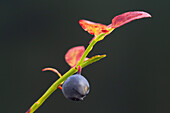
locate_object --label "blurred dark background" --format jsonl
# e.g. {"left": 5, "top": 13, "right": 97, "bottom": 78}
{"left": 0, "top": 0, "right": 170, "bottom": 113}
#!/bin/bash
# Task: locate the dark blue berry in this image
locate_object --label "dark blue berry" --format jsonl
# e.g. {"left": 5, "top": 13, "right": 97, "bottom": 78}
{"left": 62, "top": 74, "right": 90, "bottom": 101}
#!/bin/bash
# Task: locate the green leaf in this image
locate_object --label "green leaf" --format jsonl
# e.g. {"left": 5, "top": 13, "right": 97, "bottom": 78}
{"left": 81, "top": 54, "right": 106, "bottom": 68}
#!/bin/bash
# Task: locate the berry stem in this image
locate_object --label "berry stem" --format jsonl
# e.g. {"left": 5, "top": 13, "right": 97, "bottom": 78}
{"left": 77, "top": 65, "right": 82, "bottom": 74}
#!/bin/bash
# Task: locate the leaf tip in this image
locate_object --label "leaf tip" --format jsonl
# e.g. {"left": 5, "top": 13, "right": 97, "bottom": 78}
{"left": 111, "top": 11, "right": 152, "bottom": 28}
{"left": 79, "top": 19, "right": 109, "bottom": 36}
{"left": 42, "top": 68, "right": 46, "bottom": 72}
{"left": 102, "top": 54, "right": 107, "bottom": 57}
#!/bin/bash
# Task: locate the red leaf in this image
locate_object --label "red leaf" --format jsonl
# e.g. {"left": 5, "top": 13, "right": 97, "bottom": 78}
{"left": 111, "top": 11, "right": 151, "bottom": 28}
{"left": 42, "top": 68, "right": 62, "bottom": 77}
{"left": 65, "top": 46, "right": 85, "bottom": 67}
{"left": 79, "top": 20, "right": 109, "bottom": 36}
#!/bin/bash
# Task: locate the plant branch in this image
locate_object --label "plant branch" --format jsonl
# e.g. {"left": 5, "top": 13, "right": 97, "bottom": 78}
{"left": 26, "top": 67, "right": 77, "bottom": 113}
{"left": 26, "top": 38, "right": 106, "bottom": 113}
{"left": 26, "top": 10, "right": 151, "bottom": 112}
{"left": 76, "top": 28, "right": 114, "bottom": 67}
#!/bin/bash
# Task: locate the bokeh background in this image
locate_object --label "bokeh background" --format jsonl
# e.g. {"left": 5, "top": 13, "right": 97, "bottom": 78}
{"left": 1, "top": 0, "right": 170, "bottom": 113}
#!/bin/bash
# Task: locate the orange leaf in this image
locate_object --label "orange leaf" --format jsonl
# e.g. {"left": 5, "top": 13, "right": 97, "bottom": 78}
{"left": 111, "top": 11, "right": 151, "bottom": 28}
{"left": 65, "top": 46, "right": 85, "bottom": 67}
{"left": 79, "top": 20, "right": 109, "bottom": 36}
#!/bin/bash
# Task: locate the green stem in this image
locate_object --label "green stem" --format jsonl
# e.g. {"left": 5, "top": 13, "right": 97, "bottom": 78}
{"left": 76, "top": 28, "right": 114, "bottom": 67}
{"left": 26, "top": 67, "right": 77, "bottom": 113}
{"left": 26, "top": 30, "right": 112, "bottom": 113}
{"left": 76, "top": 38, "right": 97, "bottom": 66}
